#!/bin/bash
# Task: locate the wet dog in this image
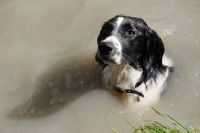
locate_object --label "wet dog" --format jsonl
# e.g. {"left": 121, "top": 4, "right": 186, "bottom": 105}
{"left": 95, "top": 15, "right": 173, "bottom": 104}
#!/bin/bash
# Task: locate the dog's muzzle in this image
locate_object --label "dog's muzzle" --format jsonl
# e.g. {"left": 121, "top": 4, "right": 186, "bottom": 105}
{"left": 97, "top": 36, "right": 122, "bottom": 64}
{"left": 98, "top": 41, "right": 116, "bottom": 58}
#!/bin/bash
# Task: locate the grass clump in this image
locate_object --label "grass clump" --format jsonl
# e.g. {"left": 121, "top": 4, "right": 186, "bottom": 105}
{"left": 111, "top": 107, "right": 199, "bottom": 133}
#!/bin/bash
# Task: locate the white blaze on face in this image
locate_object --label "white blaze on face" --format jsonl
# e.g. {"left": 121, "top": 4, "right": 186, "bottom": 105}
{"left": 101, "top": 17, "right": 124, "bottom": 64}
{"left": 117, "top": 17, "right": 124, "bottom": 26}
{"left": 114, "top": 17, "right": 124, "bottom": 34}
{"left": 102, "top": 36, "right": 122, "bottom": 64}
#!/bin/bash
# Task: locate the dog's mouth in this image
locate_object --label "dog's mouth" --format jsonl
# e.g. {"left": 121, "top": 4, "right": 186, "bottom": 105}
{"left": 103, "top": 59, "right": 120, "bottom": 65}
{"left": 98, "top": 54, "right": 121, "bottom": 65}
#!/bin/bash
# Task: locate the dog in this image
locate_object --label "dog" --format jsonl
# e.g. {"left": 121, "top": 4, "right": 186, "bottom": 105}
{"left": 95, "top": 15, "right": 173, "bottom": 105}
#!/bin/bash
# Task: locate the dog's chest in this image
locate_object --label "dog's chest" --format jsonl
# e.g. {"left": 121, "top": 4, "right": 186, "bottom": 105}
{"left": 102, "top": 65, "right": 142, "bottom": 91}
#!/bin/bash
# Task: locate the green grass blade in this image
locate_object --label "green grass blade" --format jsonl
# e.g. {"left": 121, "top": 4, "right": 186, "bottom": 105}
{"left": 151, "top": 106, "right": 165, "bottom": 118}
{"left": 110, "top": 107, "right": 199, "bottom": 133}
{"left": 166, "top": 114, "right": 190, "bottom": 133}
{"left": 110, "top": 110, "right": 121, "bottom": 116}
{"left": 123, "top": 118, "right": 135, "bottom": 129}
{"left": 111, "top": 127, "right": 119, "bottom": 133}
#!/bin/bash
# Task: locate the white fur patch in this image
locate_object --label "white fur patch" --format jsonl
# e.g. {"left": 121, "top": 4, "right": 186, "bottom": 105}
{"left": 102, "top": 55, "right": 172, "bottom": 106}
{"left": 103, "top": 36, "right": 121, "bottom": 49}
{"left": 102, "top": 64, "right": 142, "bottom": 91}
{"left": 113, "top": 17, "right": 124, "bottom": 35}
{"left": 162, "top": 55, "right": 173, "bottom": 67}
{"left": 100, "top": 16, "right": 124, "bottom": 64}
{"left": 102, "top": 36, "right": 122, "bottom": 64}
{"left": 116, "top": 17, "right": 124, "bottom": 28}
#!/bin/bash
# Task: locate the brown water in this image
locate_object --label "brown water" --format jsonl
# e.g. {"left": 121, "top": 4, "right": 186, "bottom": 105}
{"left": 0, "top": 0, "right": 200, "bottom": 133}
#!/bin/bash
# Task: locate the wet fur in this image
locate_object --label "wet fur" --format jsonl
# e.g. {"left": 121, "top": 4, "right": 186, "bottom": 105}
{"left": 95, "top": 15, "right": 173, "bottom": 104}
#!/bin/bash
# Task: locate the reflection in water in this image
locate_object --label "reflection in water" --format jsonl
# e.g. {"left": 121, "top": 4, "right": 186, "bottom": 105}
{"left": 7, "top": 54, "right": 103, "bottom": 119}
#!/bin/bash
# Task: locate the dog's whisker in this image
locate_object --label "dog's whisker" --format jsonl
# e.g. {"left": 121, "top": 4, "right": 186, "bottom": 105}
{"left": 121, "top": 54, "right": 140, "bottom": 69}
{"left": 121, "top": 53, "right": 133, "bottom": 62}
{"left": 121, "top": 56, "right": 128, "bottom": 64}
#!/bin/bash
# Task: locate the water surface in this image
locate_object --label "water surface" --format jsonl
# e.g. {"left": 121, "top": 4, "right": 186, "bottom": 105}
{"left": 0, "top": 0, "right": 199, "bottom": 133}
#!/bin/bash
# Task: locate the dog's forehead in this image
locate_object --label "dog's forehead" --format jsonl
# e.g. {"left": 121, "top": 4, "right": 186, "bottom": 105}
{"left": 116, "top": 17, "right": 124, "bottom": 27}
{"left": 108, "top": 16, "right": 128, "bottom": 25}
{"left": 107, "top": 16, "right": 138, "bottom": 29}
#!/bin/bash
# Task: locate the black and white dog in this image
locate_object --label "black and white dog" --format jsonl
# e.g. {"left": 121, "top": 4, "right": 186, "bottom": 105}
{"left": 95, "top": 15, "right": 173, "bottom": 104}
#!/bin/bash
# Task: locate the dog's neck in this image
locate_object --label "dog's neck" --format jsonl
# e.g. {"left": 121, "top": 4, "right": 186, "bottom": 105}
{"left": 101, "top": 62, "right": 170, "bottom": 105}
{"left": 102, "top": 64, "right": 142, "bottom": 91}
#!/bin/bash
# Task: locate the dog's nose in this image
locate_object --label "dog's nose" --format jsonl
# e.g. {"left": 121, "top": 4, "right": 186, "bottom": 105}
{"left": 98, "top": 42, "right": 114, "bottom": 55}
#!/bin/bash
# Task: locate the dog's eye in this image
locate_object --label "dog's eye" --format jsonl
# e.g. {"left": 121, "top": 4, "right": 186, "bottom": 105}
{"left": 126, "top": 31, "right": 135, "bottom": 37}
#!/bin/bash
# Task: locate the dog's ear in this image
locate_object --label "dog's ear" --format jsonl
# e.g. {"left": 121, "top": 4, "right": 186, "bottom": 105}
{"left": 143, "top": 29, "right": 164, "bottom": 70}
{"left": 133, "top": 18, "right": 164, "bottom": 69}
{"left": 135, "top": 29, "right": 165, "bottom": 88}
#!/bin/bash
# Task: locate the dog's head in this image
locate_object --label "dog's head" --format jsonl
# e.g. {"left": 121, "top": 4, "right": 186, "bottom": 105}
{"left": 95, "top": 15, "right": 164, "bottom": 71}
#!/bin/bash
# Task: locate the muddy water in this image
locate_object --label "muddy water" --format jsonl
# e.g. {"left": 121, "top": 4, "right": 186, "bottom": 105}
{"left": 0, "top": 0, "right": 200, "bottom": 133}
